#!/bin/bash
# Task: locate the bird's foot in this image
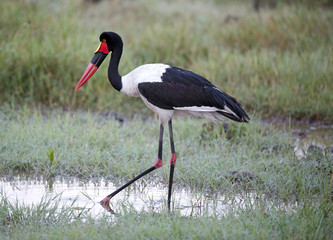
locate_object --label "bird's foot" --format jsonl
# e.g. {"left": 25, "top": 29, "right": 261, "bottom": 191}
{"left": 170, "top": 153, "right": 177, "bottom": 166}
{"left": 99, "top": 196, "right": 114, "bottom": 213}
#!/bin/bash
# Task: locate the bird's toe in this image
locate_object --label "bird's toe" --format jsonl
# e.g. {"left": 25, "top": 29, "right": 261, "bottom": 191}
{"left": 100, "top": 197, "right": 114, "bottom": 213}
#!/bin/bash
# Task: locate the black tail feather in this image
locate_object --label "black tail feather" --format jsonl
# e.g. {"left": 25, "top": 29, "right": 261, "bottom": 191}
{"left": 210, "top": 88, "right": 250, "bottom": 123}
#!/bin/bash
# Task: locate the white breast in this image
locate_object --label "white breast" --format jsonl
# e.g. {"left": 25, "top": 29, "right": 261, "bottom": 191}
{"left": 121, "top": 63, "right": 169, "bottom": 97}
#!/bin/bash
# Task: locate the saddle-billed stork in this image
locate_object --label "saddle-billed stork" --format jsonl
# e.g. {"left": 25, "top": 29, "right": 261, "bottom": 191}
{"left": 75, "top": 32, "right": 250, "bottom": 212}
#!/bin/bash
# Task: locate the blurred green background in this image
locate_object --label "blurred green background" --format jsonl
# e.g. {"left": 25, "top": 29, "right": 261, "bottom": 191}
{"left": 1, "top": 0, "right": 332, "bottom": 121}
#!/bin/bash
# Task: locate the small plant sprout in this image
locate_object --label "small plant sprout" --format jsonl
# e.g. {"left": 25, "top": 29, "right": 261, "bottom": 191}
{"left": 47, "top": 148, "right": 57, "bottom": 167}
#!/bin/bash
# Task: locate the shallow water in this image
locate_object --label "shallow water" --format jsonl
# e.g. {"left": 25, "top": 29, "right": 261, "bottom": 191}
{"left": 263, "top": 119, "right": 333, "bottom": 157}
{"left": 1, "top": 176, "right": 257, "bottom": 217}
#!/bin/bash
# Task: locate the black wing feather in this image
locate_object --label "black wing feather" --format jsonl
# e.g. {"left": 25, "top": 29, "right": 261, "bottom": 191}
{"left": 138, "top": 66, "right": 249, "bottom": 122}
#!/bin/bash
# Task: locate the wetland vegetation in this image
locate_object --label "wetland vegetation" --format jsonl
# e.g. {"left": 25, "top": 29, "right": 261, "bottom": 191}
{"left": 0, "top": 0, "right": 332, "bottom": 239}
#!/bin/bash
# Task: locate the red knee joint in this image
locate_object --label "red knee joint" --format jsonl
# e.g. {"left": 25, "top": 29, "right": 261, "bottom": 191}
{"left": 153, "top": 158, "right": 163, "bottom": 168}
{"left": 170, "top": 153, "right": 177, "bottom": 166}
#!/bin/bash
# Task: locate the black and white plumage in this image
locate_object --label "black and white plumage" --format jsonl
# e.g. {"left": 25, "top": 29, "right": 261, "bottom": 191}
{"left": 135, "top": 65, "right": 249, "bottom": 124}
{"left": 75, "top": 32, "right": 249, "bottom": 212}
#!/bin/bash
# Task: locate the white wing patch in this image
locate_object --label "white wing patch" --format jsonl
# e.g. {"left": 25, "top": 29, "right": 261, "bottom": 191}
{"left": 174, "top": 105, "right": 239, "bottom": 122}
{"left": 173, "top": 106, "right": 220, "bottom": 112}
{"left": 174, "top": 105, "right": 238, "bottom": 118}
{"left": 221, "top": 105, "right": 239, "bottom": 118}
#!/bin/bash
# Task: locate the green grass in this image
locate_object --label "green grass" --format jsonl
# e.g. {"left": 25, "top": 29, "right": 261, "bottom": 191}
{"left": 0, "top": 0, "right": 332, "bottom": 238}
{"left": 0, "top": 107, "right": 332, "bottom": 239}
{"left": 0, "top": 0, "right": 332, "bottom": 120}
{"left": 1, "top": 106, "right": 331, "bottom": 201}
{"left": 0, "top": 189, "right": 332, "bottom": 239}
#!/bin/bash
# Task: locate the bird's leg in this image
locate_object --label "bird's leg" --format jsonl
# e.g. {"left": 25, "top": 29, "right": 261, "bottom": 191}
{"left": 154, "top": 123, "right": 164, "bottom": 168}
{"left": 100, "top": 124, "right": 164, "bottom": 212}
{"left": 167, "top": 120, "right": 177, "bottom": 210}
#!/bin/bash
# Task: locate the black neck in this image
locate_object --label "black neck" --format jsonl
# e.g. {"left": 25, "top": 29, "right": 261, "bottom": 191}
{"left": 108, "top": 45, "right": 123, "bottom": 91}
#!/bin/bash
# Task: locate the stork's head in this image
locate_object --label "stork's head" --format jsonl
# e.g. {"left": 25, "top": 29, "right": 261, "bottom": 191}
{"left": 75, "top": 32, "right": 123, "bottom": 91}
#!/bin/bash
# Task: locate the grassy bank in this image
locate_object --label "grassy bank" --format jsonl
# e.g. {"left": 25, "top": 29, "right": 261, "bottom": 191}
{"left": 1, "top": 107, "right": 331, "bottom": 200}
{"left": 1, "top": 192, "right": 332, "bottom": 239}
{"left": 0, "top": 0, "right": 332, "bottom": 120}
{"left": 1, "top": 108, "right": 332, "bottom": 195}
{"left": 0, "top": 108, "right": 332, "bottom": 239}
{"left": 0, "top": 108, "right": 333, "bottom": 239}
